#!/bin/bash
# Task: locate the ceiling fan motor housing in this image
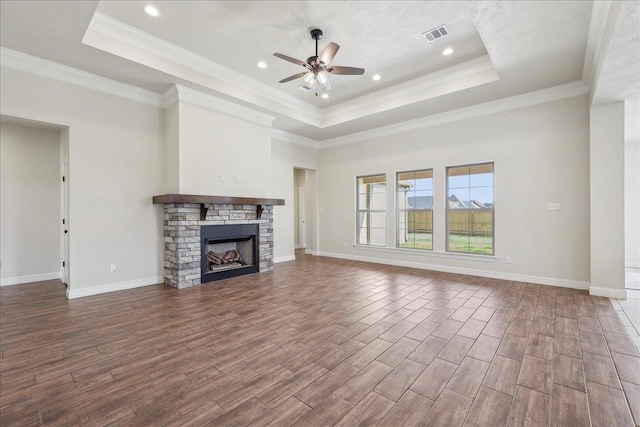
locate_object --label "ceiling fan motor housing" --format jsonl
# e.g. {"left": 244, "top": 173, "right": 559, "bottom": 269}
{"left": 310, "top": 28, "right": 323, "bottom": 41}
{"left": 307, "top": 56, "right": 322, "bottom": 68}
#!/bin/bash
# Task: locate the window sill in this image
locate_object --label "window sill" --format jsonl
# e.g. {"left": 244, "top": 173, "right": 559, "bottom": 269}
{"left": 353, "top": 244, "right": 497, "bottom": 263}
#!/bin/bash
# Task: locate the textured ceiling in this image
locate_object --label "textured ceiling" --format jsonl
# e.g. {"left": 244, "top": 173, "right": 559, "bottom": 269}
{"left": 95, "top": 1, "right": 488, "bottom": 107}
{"left": 2, "top": 0, "right": 628, "bottom": 141}
{"left": 592, "top": 0, "right": 640, "bottom": 105}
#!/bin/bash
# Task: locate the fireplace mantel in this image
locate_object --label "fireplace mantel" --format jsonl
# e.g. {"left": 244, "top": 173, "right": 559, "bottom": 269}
{"left": 153, "top": 194, "right": 285, "bottom": 206}
{"left": 153, "top": 194, "right": 284, "bottom": 220}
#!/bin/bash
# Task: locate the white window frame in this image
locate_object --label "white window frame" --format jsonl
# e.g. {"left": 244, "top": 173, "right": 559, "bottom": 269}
{"left": 356, "top": 174, "right": 387, "bottom": 246}
{"left": 396, "top": 169, "right": 434, "bottom": 251}
{"left": 446, "top": 162, "right": 495, "bottom": 255}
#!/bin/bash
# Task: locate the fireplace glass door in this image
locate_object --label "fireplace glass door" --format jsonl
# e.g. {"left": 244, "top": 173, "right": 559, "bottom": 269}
{"left": 200, "top": 224, "right": 259, "bottom": 283}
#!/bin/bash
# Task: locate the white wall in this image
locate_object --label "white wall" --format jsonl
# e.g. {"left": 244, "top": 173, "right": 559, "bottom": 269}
{"left": 1, "top": 122, "right": 61, "bottom": 284}
{"left": 163, "top": 101, "right": 180, "bottom": 194}
{"left": 0, "top": 67, "right": 165, "bottom": 297}
{"left": 626, "top": 139, "right": 640, "bottom": 268}
{"left": 304, "top": 169, "right": 319, "bottom": 254}
{"left": 590, "top": 102, "right": 626, "bottom": 298}
{"left": 3, "top": 61, "right": 627, "bottom": 297}
{"left": 174, "top": 102, "right": 273, "bottom": 197}
{"left": 625, "top": 99, "right": 640, "bottom": 268}
{"left": 271, "top": 139, "right": 318, "bottom": 262}
{"left": 318, "top": 95, "right": 591, "bottom": 288}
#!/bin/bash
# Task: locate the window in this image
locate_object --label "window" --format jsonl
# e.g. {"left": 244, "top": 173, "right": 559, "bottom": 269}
{"left": 356, "top": 174, "right": 386, "bottom": 245}
{"left": 446, "top": 163, "right": 494, "bottom": 254}
{"left": 397, "top": 169, "right": 433, "bottom": 250}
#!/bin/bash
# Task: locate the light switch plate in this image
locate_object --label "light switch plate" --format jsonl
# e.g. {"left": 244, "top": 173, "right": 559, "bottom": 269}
{"left": 547, "top": 203, "right": 560, "bottom": 211}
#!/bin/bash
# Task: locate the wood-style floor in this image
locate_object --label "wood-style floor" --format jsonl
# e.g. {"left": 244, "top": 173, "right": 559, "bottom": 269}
{"left": 1, "top": 253, "right": 639, "bottom": 426}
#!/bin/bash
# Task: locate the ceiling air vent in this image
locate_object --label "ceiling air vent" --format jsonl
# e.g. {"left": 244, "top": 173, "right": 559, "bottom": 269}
{"left": 422, "top": 25, "right": 449, "bottom": 43}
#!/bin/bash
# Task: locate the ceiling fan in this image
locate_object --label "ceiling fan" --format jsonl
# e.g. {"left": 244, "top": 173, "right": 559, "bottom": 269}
{"left": 274, "top": 28, "right": 365, "bottom": 92}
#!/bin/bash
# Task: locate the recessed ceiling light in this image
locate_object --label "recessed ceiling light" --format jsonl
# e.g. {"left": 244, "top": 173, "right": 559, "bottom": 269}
{"left": 257, "top": 61, "right": 267, "bottom": 69}
{"left": 442, "top": 47, "right": 454, "bottom": 56}
{"left": 144, "top": 5, "right": 160, "bottom": 17}
{"left": 372, "top": 74, "right": 381, "bottom": 81}
{"left": 321, "top": 93, "right": 329, "bottom": 99}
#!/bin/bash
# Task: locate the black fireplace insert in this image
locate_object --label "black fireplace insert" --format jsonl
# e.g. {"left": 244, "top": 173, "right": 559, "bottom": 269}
{"left": 200, "top": 224, "right": 259, "bottom": 283}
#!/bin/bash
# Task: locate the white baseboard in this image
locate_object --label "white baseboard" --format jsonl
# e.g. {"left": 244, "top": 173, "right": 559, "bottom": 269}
{"left": 625, "top": 262, "right": 640, "bottom": 269}
{"left": 66, "top": 276, "right": 163, "bottom": 299}
{"left": 1, "top": 272, "right": 61, "bottom": 286}
{"left": 274, "top": 255, "right": 296, "bottom": 263}
{"left": 317, "top": 251, "right": 590, "bottom": 290}
{"left": 305, "top": 249, "right": 319, "bottom": 256}
{"left": 589, "top": 286, "right": 628, "bottom": 300}
{"left": 294, "top": 244, "right": 301, "bottom": 249}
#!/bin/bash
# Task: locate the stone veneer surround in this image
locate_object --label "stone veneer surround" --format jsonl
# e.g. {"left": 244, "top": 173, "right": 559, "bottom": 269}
{"left": 162, "top": 203, "right": 274, "bottom": 288}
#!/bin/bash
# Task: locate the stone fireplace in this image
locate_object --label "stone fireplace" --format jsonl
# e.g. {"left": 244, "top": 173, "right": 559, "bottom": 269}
{"left": 153, "top": 194, "right": 285, "bottom": 289}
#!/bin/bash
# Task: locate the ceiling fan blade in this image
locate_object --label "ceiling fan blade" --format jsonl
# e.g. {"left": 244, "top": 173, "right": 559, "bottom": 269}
{"left": 327, "top": 66, "right": 365, "bottom": 75}
{"left": 273, "top": 53, "right": 309, "bottom": 68}
{"left": 318, "top": 42, "right": 340, "bottom": 65}
{"left": 279, "top": 72, "right": 307, "bottom": 83}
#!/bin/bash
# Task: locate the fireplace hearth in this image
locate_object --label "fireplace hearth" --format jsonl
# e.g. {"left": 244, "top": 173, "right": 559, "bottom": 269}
{"left": 201, "top": 224, "right": 259, "bottom": 283}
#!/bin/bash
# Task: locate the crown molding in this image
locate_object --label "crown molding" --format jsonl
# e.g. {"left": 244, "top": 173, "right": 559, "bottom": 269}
{"left": 583, "top": 1, "right": 610, "bottom": 86}
{"left": 319, "top": 81, "right": 588, "bottom": 149}
{"left": 271, "top": 128, "right": 320, "bottom": 149}
{"left": 2, "top": 44, "right": 588, "bottom": 150}
{"left": 83, "top": 13, "right": 501, "bottom": 129}
{"left": 321, "top": 55, "right": 499, "bottom": 127}
{"left": 84, "top": 13, "right": 322, "bottom": 127}
{"left": 160, "top": 84, "right": 179, "bottom": 108}
{"left": 0, "top": 47, "right": 162, "bottom": 107}
{"left": 162, "top": 85, "right": 275, "bottom": 128}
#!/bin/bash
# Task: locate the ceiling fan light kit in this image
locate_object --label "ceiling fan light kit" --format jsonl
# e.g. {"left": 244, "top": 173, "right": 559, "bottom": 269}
{"left": 274, "top": 28, "right": 365, "bottom": 93}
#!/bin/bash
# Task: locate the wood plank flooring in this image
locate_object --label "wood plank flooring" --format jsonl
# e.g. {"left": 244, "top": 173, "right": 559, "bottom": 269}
{"left": 1, "top": 253, "right": 639, "bottom": 426}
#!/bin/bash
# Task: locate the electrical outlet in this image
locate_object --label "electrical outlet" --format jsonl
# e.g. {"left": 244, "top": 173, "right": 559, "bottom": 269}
{"left": 110, "top": 264, "right": 116, "bottom": 272}
{"left": 505, "top": 256, "right": 512, "bottom": 264}
{"left": 547, "top": 203, "right": 560, "bottom": 211}
{"left": 236, "top": 176, "right": 241, "bottom": 183}
{"left": 220, "top": 174, "right": 226, "bottom": 182}
{"left": 276, "top": 244, "right": 280, "bottom": 250}
{"left": 343, "top": 242, "right": 347, "bottom": 248}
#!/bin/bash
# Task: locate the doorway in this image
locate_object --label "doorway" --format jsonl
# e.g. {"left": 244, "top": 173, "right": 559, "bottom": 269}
{"left": 294, "top": 168, "right": 306, "bottom": 250}
{"left": 0, "top": 117, "right": 66, "bottom": 287}
{"left": 293, "top": 167, "right": 317, "bottom": 256}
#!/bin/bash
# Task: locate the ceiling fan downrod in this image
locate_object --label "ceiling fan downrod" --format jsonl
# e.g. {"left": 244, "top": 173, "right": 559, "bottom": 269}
{"left": 310, "top": 28, "right": 323, "bottom": 58}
